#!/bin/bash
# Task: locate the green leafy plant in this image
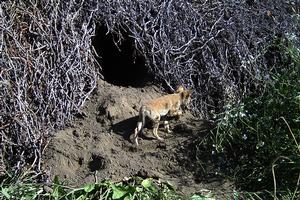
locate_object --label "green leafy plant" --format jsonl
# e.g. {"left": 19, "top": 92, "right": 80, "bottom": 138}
{"left": 1, "top": 175, "right": 215, "bottom": 200}
{"left": 196, "top": 37, "right": 300, "bottom": 199}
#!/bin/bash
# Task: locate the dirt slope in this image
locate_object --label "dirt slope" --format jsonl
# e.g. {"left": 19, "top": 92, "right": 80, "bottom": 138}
{"left": 43, "top": 80, "right": 234, "bottom": 197}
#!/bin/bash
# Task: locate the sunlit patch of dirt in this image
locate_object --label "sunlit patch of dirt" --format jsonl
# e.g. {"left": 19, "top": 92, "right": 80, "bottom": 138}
{"left": 43, "top": 79, "right": 234, "bottom": 196}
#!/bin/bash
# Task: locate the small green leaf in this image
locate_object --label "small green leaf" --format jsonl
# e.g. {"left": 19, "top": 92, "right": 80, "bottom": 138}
{"left": 52, "top": 187, "right": 59, "bottom": 199}
{"left": 124, "top": 196, "right": 131, "bottom": 200}
{"left": 141, "top": 178, "right": 152, "bottom": 189}
{"left": 1, "top": 188, "right": 11, "bottom": 199}
{"left": 190, "top": 195, "right": 205, "bottom": 200}
{"left": 53, "top": 175, "right": 60, "bottom": 185}
{"left": 190, "top": 194, "right": 214, "bottom": 200}
{"left": 135, "top": 186, "right": 143, "bottom": 192}
{"left": 111, "top": 185, "right": 128, "bottom": 199}
{"left": 84, "top": 183, "right": 95, "bottom": 193}
{"left": 141, "top": 178, "right": 157, "bottom": 193}
{"left": 75, "top": 195, "right": 85, "bottom": 200}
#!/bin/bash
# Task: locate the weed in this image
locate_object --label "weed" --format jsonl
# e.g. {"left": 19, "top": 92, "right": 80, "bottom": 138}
{"left": 0, "top": 175, "right": 215, "bottom": 200}
{"left": 196, "top": 37, "right": 300, "bottom": 199}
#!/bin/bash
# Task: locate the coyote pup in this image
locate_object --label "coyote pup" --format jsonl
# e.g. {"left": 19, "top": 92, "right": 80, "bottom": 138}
{"left": 134, "top": 86, "right": 191, "bottom": 146}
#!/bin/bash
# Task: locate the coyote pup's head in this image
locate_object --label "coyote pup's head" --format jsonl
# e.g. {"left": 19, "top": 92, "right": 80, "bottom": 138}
{"left": 176, "top": 85, "right": 185, "bottom": 93}
{"left": 176, "top": 85, "right": 192, "bottom": 110}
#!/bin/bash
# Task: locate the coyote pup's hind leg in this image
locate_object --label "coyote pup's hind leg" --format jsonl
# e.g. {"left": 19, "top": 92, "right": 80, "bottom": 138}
{"left": 152, "top": 115, "right": 164, "bottom": 141}
{"left": 134, "top": 126, "right": 141, "bottom": 146}
{"left": 134, "top": 120, "right": 145, "bottom": 146}
{"left": 134, "top": 106, "right": 147, "bottom": 146}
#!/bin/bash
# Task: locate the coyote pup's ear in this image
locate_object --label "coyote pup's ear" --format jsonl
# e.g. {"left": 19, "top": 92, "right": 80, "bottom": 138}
{"left": 182, "top": 90, "right": 191, "bottom": 99}
{"left": 176, "top": 85, "right": 185, "bottom": 93}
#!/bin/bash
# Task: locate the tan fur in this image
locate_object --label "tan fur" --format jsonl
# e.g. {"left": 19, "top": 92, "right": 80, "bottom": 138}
{"left": 134, "top": 85, "right": 191, "bottom": 146}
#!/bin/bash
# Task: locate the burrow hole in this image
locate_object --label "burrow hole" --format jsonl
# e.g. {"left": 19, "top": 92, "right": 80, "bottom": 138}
{"left": 92, "top": 25, "right": 153, "bottom": 87}
{"left": 88, "top": 154, "right": 107, "bottom": 172}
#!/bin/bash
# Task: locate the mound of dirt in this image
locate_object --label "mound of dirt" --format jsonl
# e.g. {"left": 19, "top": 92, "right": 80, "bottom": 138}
{"left": 43, "top": 80, "right": 234, "bottom": 196}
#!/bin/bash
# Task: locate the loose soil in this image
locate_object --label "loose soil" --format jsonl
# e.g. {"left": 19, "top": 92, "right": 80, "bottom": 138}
{"left": 43, "top": 79, "right": 234, "bottom": 197}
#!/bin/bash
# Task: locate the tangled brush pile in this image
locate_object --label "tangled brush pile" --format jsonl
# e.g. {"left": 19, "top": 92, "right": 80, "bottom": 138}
{"left": 0, "top": 0, "right": 298, "bottom": 177}
{"left": 0, "top": 1, "right": 98, "bottom": 176}
{"left": 94, "top": 0, "right": 299, "bottom": 116}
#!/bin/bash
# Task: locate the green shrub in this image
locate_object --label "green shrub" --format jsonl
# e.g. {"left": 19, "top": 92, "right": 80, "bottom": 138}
{"left": 0, "top": 175, "right": 215, "bottom": 200}
{"left": 196, "top": 37, "right": 300, "bottom": 199}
